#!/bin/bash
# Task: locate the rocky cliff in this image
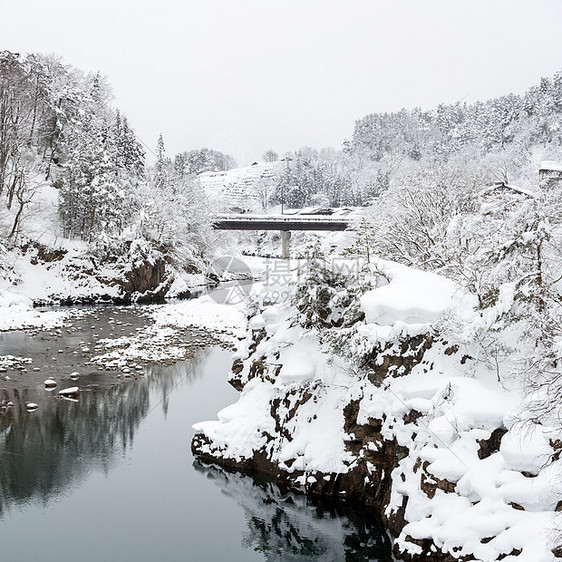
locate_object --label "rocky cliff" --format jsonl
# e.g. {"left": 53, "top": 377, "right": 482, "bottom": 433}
{"left": 192, "top": 258, "right": 562, "bottom": 561}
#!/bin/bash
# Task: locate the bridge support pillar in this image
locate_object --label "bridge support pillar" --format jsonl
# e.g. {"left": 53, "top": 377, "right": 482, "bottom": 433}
{"left": 281, "top": 230, "right": 291, "bottom": 259}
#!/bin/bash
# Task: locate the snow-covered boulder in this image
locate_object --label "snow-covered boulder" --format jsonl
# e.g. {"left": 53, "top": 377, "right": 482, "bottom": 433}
{"left": 360, "top": 260, "right": 457, "bottom": 327}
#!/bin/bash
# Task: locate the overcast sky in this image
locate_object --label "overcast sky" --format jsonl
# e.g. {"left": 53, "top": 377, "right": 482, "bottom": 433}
{"left": 4, "top": 0, "right": 562, "bottom": 165}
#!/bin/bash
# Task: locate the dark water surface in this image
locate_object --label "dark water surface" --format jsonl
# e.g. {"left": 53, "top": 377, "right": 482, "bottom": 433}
{"left": 0, "top": 308, "right": 391, "bottom": 561}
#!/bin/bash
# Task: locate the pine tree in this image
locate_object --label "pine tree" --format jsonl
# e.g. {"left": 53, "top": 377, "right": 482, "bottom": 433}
{"left": 154, "top": 133, "right": 167, "bottom": 190}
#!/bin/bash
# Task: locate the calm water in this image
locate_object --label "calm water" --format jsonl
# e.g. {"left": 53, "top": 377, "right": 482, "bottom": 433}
{"left": 0, "top": 307, "right": 391, "bottom": 561}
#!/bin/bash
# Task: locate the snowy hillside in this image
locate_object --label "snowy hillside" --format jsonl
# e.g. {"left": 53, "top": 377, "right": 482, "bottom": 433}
{"left": 197, "top": 161, "right": 284, "bottom": 212}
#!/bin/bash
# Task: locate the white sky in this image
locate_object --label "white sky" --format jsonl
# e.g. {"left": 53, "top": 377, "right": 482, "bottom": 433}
{"left": 4, "top": 0, "right": 562, "bottom": 165}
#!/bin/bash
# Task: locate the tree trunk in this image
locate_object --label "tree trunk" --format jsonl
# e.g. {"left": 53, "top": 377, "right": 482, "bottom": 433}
{"left": 8, "top": 197, "right": 25, "bottom": 239}
{"left": 28, "top": 75, "right": 39, "bottom": 144}
{"left": 536, "top": 238, "right": 545, "bottom": 314}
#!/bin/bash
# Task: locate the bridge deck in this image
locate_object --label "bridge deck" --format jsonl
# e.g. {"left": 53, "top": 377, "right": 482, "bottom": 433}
{"left": 212, "top": 214, "right": 351, "bottom": 231}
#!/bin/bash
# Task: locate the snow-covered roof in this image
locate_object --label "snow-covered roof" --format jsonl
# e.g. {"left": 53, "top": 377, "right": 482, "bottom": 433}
{"left": 539, "top": 160, "right": 562, "bottom": 172}
{"left": 480, "top": 182, "right": 536, "bottom": 198}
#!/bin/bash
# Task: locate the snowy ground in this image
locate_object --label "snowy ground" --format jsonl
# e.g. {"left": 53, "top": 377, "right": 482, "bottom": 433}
{"left": 89, "top": 296, "right": 247, "bottom": 369}
{"left": 0, "top": 296, "right": 71, "bottom": 331}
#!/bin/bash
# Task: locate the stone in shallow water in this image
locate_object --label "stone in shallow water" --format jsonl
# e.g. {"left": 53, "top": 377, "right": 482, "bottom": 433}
{"left": 59, "top": 386, "right": 79, "bottom": 397}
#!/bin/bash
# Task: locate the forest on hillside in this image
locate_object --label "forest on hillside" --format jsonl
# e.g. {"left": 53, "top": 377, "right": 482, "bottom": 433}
{"left": 276, "top": 71, "right": 562, "bottom": 208}
{"left": 0, "top": 51, "right": 144, "bottom": 241}
{"left": 0, "top": 50, "right": 239, "bottom": 272}
{"left": 3, "top": 48, "right": 562, "bottom": 252}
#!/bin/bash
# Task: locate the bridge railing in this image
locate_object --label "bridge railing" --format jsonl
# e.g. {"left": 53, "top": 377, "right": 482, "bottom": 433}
{"left": 214, "top": 214, "right": 351, "bottom": 224}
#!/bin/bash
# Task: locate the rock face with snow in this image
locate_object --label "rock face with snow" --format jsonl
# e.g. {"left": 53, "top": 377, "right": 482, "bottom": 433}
{"left": 1, "top": 239, "right": 176, "bottom": 307}
{"left": 192, "top": 258, "right": 562, "bottom": 562}
{"left": 115, "top": 255, "right": 172, "bottom": 303}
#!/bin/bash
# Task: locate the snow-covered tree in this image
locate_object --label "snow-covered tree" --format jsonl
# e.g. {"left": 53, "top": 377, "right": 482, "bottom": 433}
{"left": 262, "top": 150, "right": 278, "bottom": 162}
{"left": 173, "top": 147, "right": 236, "bottom": 176}
{"left": 343, "top": 216, "right": 378, "bottom": 263}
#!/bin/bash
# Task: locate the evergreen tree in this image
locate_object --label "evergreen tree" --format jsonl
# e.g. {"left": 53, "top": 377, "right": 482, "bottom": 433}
{"left": 155, "top": 133, "right": 167, "bottom": 190}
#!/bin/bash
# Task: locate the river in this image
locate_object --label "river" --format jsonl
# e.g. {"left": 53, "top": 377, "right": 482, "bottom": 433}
{"left": 0, "top": 304, "right": 391, "bottom": 561}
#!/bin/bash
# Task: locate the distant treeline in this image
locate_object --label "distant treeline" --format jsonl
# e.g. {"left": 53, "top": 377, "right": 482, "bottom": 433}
{"left": 274, "top": 71, "right": 562, "bottom": 209}
{"left": 350, "top": 73, "right": 562, "bottom": 162}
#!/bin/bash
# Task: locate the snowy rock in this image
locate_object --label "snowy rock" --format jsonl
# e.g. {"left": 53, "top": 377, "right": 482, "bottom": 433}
{"left": 360, "top": 260, "right": 456, "bottom": 326}
{"left": 276, "top": 343, "right": 317, "bottom": 386}
{"left": 249, "top": 314, "right": 266, "bottom": 330}
{"left": 191, "top": 254, "right": 562, "bottom": 562}
{"left": 500, "top": 425, "right": 554, "bottom": 475}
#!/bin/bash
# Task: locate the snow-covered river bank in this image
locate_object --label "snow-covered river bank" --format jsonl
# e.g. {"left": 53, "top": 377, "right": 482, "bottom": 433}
{"left": 0, "top": 301, "right": 392, "bottom": 561}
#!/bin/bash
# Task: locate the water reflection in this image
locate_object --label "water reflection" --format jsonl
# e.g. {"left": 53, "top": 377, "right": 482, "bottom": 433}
{"left": 0, "top": 310, "right": 393, "bottom": 562}
{"left": 194, "top": 461, "right": 392, "bottom": 562}
{"left": 0, "top": 353, "right": 207, "bottom": 517}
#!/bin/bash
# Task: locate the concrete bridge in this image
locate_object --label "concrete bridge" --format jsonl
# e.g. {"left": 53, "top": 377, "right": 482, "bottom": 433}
{"left": 212, "top": 213, "right": 352, "bottom": 258}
